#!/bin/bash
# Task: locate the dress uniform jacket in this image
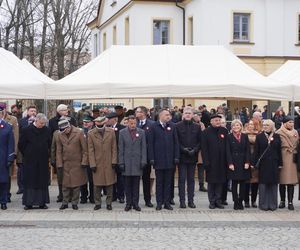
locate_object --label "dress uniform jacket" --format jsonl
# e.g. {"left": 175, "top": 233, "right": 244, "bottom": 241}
{"left": 148, "top": 121, "right": 180, "bottom": 170}
{"left": 4, "top": 114, "right": 18, "bottom": 155}
{"left": 0, "top": 120, "right": 14, "bottom": 183}
{"left": 88, "top": 127, "right": 117, "bottom": 186}
{"left": 201, "top": 126, "right": 228, "bottom": 184}
{"left": 118, "top": 127, "right": 147, "bottom": 176}
{"left": 56, "top": 126, "right": 88, "bottom": 188}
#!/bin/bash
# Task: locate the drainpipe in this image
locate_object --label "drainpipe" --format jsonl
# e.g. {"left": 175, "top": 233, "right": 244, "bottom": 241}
{"left": 175, "top": 0, "right": 185, "bottom": 45}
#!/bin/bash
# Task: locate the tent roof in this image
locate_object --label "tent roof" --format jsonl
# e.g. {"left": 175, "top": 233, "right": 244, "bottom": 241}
{"left": 21, "top": 59, "right": 55, "bottom": 83}
{"left": 46, "top": 45, "right": 291, "bottom": 100}
{"left": 0, "top": 48, "right": 47, "bottom": 99}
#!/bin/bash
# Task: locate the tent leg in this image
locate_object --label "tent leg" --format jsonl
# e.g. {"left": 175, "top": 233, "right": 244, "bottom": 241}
{"left": 291, "top": 101, "right": 295, "bottom": 119}
{"left": 44, "top": 99, "right": 48, "bottom": 118}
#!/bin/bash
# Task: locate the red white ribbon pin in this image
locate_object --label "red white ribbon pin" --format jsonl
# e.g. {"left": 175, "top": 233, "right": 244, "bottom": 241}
{"left": 167, "top": 127, "right": 171, "bottom": 131}
{"left": 136, "top": 133, "right": 139, "bottom": 137}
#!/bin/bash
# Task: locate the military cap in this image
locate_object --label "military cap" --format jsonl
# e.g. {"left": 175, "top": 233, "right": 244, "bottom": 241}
{"left": 83, "top": 115, "right": 94, "bottom": 122}
{"left": 93, "top": 116, "right": 106, "bottom": 123}
{"left": 106, "top": 112, "right": 118, "bottom": 119}
{"left": 58, "top": 119, "right": 70, "bottom": 130}
{"left": 210, "top": 114, "right": 222, "bottom": 120}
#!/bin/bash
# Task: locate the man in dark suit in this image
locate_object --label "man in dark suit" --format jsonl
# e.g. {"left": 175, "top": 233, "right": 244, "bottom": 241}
{"left": 176, "top": 107, "right": 202, "bottom": 209}
{"left": 106, "top": 112, "right": 126, "bottom": 203}
{"left": 200, "top": 105, "right": 211, "bottom": 128}
{"left": 136, "top": 106, "right": 155, "bottom": 207}
{"left": 148, "top": 109, "right": 180, "bottom": 210}
{"left": 201, "top": 114, "right": 228, "bottom": 209}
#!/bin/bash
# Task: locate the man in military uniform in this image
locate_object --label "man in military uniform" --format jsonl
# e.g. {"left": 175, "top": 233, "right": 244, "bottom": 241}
{"left": 114, "top": 105, "right": 125, "bottom": 124}
{"left": 80, "top": 115, "right": 95, "bottom": 204}
{"left": 106, "top": 112, "right": 126, "bottom": 203}
{"left": 76, "top": 103, "right": 91, "bottom": 128}
{"left": 0, "top": 103, "right": 19, "bottom": 199}
{"left": 0, "top": 106, "right": 15, "bottom": 209}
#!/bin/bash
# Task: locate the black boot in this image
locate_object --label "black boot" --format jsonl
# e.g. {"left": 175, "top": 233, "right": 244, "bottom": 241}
{"left": 287, "top": 185, "right": 294, "bottom": 210}
{"left": 278, "top": 201, "right": 285, "bottom": 209}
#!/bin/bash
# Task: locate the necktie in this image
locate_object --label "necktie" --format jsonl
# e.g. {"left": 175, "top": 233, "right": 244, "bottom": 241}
{"left": 139, "top": 121, "right": 143, "bottom": 127}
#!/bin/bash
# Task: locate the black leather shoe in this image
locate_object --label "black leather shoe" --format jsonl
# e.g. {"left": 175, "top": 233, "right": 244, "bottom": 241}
{"left": 209, "top": 204, "right": 216, "bottom": 209}
{"left": 221, "top": 201, "right": 228, "bottom": 206}
{"left": 39, "top": 205, "right": 48, "bottom": 209}
{"left": 244, "top": 202, "right": 250, "bottom": 208}
{"left": 94, "top": 205, "right": 101, "bottom": 210}
{"left": 288, "top": 203, "right": 294, "bottom": 211}
{"left": 72, "top": 205, "right": 78, "bottom": 210}
{"left": 56, "top": 197, "right": 63, "bottom": 203}
{"left": 133, "top": 206, "right": 141, "bottom": 212}
{"left": 145, "top": 201, "right": 154, "bottom": 208}
{"left": 125, "top": 205, "right": 131, "bottom": 211}
{"left": 169, "top": 199, "right": 175, "bottom": 205}
{"left": 156, "top": 205, "right": 162, "bottom": 211}
{"left": 119, "top": 198, "right": 125, "bottom": 204}
{"left": 164, "top": 204, "right": 173, "bottom": 210}
{"left": 215, "top": 203, "right": 224, "bottom": 209}
{"left": 106, "top": 205, "right": 112, "bottom": 210}
{"left": 24, "top": 205, "right": 33, "bottom": 210}
{"left": 279, "top": 201, "right": 285, "bottom": 209}
{"left": 180, "top": 202, "right": 186, "bottom": 209}
{"left": 80, "top": 200, "right": 87, "bottom": 204}
{"left": 16, "top": 190, "right": 23, "bottom": 195}
{"left": 188, "top": 202, "right": 196, "bottom": 209}
{"left": 59, "top": 204, "right": 68, "bottom": 210}
{"left": 1, "top": 204, "right": 7, "bottom": 210}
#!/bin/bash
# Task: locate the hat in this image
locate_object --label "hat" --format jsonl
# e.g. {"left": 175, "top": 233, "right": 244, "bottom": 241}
{"left": 194, "top": 111, "right": 201, "bottom": 116}
{"left": 127, "top": 115, "right": 136, "bottom": 120}
{"left": 106, "top": 112, "right": 118, "bottom": 119}
{"left": 0, "top": 102, "right": 7, "bottom": 110}
{"left": 57, "top": 104, "right": 68, "bottom": 113}
{"left": 83, "top": 115, "right": 94, "bottom": 122}
{"left": 210, "top": 114, "right": 222, "bottom": 120}
{"left": 58, "top": 119, "right": 70, "bottom": 130}
{"left": 282, "top": 116, "right": 294, "bottom": 124}
{"left": 93, "top": 116, "right": 106, "bottom": 123}
{"left": 114, "top": 105, "right": 123, "bottom": 110}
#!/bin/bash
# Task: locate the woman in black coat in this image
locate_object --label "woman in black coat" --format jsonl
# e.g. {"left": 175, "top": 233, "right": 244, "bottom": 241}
{"left": 254, "top": 119, "right": 282, "bottom": 211}
{"left": 226, "top": 119, "right": 251, "bottom": 210}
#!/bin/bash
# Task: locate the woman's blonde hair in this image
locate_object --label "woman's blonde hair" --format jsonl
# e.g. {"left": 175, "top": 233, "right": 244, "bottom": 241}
{"left": 262, "top": 119, "right": 275, "bottom": 132}
{"left": 231, "top": 119, "right": 243, "bottom": 132}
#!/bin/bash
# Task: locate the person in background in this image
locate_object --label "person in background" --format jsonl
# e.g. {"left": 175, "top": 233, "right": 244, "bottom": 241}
{"left": 199, "top": 105, "right": 210, "bottom": 128}
{"left": 176, "top": 107, "right": 202, "bottom": 209}
{"left": 11, "top": 104, "right": 22, "bottom": 121}
{"left": 118, "top": 115, "right": 147, "bottom": 211}
{"left": 262, "top": 105, "right": 268, "bottom": 120}
{"left": 276, "top": 116, "right": 299, "bottom": 210}
{"left": 240, "top": 107, "right": 249, "bottom": 126}
{"left": 226, "top": 119, "right": 251, "bottom": 210}
{"left": 171, "top": 106, "right": 182, "bottom": 123}
{"left": 0, "top": 106, "right": 15, "bottom": 210}
{"left": 254, "top": 119, "right": 282, "bottom": 211}
{"left": 272, "top": 106, "right": 286, "bottom": 130}
{"left": 76, "top": 103, "right": 90, "bottom": 128}
{"left": 114, "top": 105, "right": 125, "bottom": 124}
{"left": 18, "top": 113, "right": 51, "bottom": 210}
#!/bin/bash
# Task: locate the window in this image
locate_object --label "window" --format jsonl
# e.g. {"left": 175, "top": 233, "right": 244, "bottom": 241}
{"left": 233, "top": 13, "right": 250, "bottom": 42}
{"left": 93, "top": 33, "right": 98, "bottom": 56}
{"left": 103, "top": 33, "right": 107, "bottom": 51}
{"left": 188, "top": 17, "right": 194, "bottom": 45}
{"left": 113, "top": 26, "right": 117, "bottom": 45}
{"left": 153, "top": 20, "right": 170, "bottom": 45}
{"left": 125, "top": 17, "right": 130, "bottom": 45}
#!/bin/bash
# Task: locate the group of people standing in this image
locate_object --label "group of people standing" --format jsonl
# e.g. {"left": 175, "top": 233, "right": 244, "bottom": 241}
{"left": 0, "top": 102, "right": 299, "bottom": 212}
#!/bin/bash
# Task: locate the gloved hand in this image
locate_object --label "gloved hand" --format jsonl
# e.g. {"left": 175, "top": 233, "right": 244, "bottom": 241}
{"left": 149, "top": 160, "right": 155, "bottom": 166}
{"left": 118, "top": 164, "right": 125, "bottom": 172}
{"left": 174, "top": 159, "right": 180, "bottom": 165}
{"left": 81, "top": 165, "right": 88, "bottom": 169}
{"left": 91, "top": 167, "right": 97, "bottom": 173}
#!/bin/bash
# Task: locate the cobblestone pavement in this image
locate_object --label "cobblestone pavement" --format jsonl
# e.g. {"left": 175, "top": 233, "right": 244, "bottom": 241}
{"left": 0, "top": 181, "right": 300, "bottom": 249}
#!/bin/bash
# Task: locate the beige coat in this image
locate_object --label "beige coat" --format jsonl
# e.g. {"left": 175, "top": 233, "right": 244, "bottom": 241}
{"left": 276, "top": 126, "right": 299, "bottom": 185}
{"left": 88, "top": 127, "right": 117, "bottom": 186}
{"left": 56, "top": 126, "right": 88, "bottom": 188}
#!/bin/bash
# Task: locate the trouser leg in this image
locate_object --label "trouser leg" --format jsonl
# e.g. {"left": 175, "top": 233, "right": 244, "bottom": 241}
{"left": 279, "top": 184, "right": 286, "bottom": 202}
{"left": 170, "top": 168, "right": 176, "bottom": 201}
{"left": 94, "top": 186, "right": 102, "bottom": 206}
{"left": 244, "top": 183, "right": 250, "bottom": 203}
{"left": 222, "top": 181, "right": 228, "bottom": 202}
{"left": 0, "top": 183, "right": 8, "bottom": 204}
{"left": 105, "top": 185, "right": 113, "bottom": 206}
{"left": 287, "top": 184, "right": 294, "bottom": 203}
{"left": 187, "top": 164, "right": 196, "bottom": 203}
{"left": 142, "top": 164, "right": 151, "bottom": 203}
{"left": 231, "top": 180, "right": 238, "bottom": 202}
{"left": 208, "top": 183, "right": 216, "bottom": 204}
{"left": 62, "top": 187, "right": 71, "bottom": 205}
{"left": 71, "top": 187, "right": 80, "bottom": 205}
{"left": 198, "top": 164, "right": 205, "bottom": 185}
{"left": 132, "top": 176, "right": 140, "bottom": 207}
{"left": 239, "top": 181, "right": 246, "bottom": 201}
{"left": 125, "top": 176, "right": 133, "bottom": 206}
{"left": 155, "top": 170, "right": 164, "bottom": 206}
{"left": 164, "top": 169, "right": 173, "bottom": 206}
{"left": 178, "top": 164, "right": 187, "bottom": 203}
{"left": 251, "top": 183, "right": 259, "bottom": 203}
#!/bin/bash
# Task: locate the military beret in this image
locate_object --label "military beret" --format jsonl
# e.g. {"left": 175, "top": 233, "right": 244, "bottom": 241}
{"left": 210, "top": 114, "right": 222, "bottom": 120}
{"left": 282, "top": 116, "right": 293, "bottom": 124}
{"left": 83, "top": 115, "right": 94, "bottom": 122}
{"left": 0, "top": 102, "right": 7, "bottom": 110}
{"left": 106, "top": 112, "right": 118, "bottom": 119}
{"left": 58, "top": 119, "right": 70, "bottom": 130}
{"left": 93, "top": 116, "right": 106, "bottom": 123}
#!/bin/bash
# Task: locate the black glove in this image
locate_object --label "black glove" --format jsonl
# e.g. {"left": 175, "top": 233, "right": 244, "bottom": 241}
{"left": 112, "top": 164, "right": 118, "bottom": 170}
{"left": 81, "top": 165, "right": 88, "bottom": 169}
{"left": 91, "top": 167, "right": 97, "bottom": 173}
{"left": 149, "top": 160, "right": 155, "bottom": 166}
{"left": 118, "top": 164, "right": 125, "bottom": 172}
{"left": 174, "top": 159, "right": 180, "bottom": 165}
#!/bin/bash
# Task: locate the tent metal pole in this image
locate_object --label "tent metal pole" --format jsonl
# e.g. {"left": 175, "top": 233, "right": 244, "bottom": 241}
{"left": 291, "top": 101, "right": 295, "bottom": 119}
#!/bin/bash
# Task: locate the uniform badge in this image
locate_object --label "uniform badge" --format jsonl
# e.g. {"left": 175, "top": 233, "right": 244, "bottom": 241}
{"left": 114, "top": 128, "right": 118, "bottom": 131}
{"left": 220, "top": 134, "right": 224, "bottom": 139}
{"left": 167, "top": 127, "right": 171, "bottom": 131}
{"left": 146, "top": 127, "right": 149, "bottom": 130}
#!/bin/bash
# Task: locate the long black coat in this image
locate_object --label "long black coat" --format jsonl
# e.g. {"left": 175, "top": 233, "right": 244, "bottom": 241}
{"left": 176, "top": 120, "right": 202, "bottom": 164}
{"left": 226, "top": 133, "right": 251, "bottom": 181}
{"left": 201, "top": 126, "right": 228, "bottom": 183}
{"left": 254, "top": 133, "right": 282, "bottom": 184}
{"left": 148, "top": 121, "right": 180, "bottom": 170}
{"left": 18, "top": 124, "right": 51, "bottom": 189}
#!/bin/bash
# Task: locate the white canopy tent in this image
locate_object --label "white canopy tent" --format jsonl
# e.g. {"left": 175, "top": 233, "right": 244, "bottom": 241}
{"left": 0, "top": 48, "right": 47, "bottom": 99}
{"left": 268, "top": 60, "right": 300, "bottom": 101}
{"left": 46, "top": 45, "right": 292, "bottom": 101}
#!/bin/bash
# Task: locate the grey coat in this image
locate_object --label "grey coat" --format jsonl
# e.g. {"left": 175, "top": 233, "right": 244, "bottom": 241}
{"left": 118, "top": 127, "right": 147, "bottom": 176}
